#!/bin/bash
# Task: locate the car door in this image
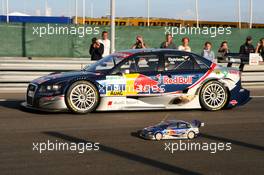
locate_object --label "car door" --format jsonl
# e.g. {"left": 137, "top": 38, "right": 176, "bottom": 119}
{"left": 165, "top": 122, "right": 189, "bottom": 138}
{"left": 108, "top": 52, "right": 163, "bottom": 96}
{"left": 175, "top": 122, "right": 189, "bottom": 136}
{"left": 161, "top": 51, "right": 208, "bottom": 93}
{"left": 165, "top": 123, "right": 178, "bottom": 137}
{"left": 124, "top": 52, "right": 164, "bottom": 96}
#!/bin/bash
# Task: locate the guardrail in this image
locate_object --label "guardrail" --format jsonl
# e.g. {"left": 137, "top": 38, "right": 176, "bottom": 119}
{"left": 1, "top": 58, "right": 264, "bottom": 92}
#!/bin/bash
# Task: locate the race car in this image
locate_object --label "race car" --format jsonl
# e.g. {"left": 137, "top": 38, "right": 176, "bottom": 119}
{"left": 139, "top": 120, "right": 204, "bottom": 140}
{"left": 22, "top": 49, "right": 250, "bottom": 114}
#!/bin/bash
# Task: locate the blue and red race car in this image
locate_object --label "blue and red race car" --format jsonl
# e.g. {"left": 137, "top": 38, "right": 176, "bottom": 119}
{"left": 140, "top": 120, "right": 204, "bottom": 140}
{"left": 23, "top": 49, "right": 250, "bottom": 114}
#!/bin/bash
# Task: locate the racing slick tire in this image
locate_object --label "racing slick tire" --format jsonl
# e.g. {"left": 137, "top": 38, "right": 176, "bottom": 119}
{"left": 187, "top": 131, "right": 195, "bottom": 139}
{"left": 200, "top": 81, "right": 228, "bottom": 111}
{"left": 65, "top": 81, "right": 99, "bottom": 114}
{"left": 155, "top": 132, "right": 163, "bottom": 141}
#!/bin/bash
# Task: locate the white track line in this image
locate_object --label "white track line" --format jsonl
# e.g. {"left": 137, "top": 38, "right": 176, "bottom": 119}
{"left": 251, "top": 96, "right": 264, "bottom": 98}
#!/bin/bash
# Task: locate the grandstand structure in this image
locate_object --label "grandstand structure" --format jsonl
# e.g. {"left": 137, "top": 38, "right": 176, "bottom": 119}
{"left": 75, "top": 17, "right": 264, "bottom": 28}
{"left": 0, "top": 15, "right": 264, "bottom": 28}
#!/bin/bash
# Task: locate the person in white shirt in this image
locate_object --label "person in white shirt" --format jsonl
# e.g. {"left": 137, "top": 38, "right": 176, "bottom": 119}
{"left": 178, "top": 37, "right": 191, "bottom": 52}
{"left": 201, "top": 41, "right": 216, "bottom": 63}
{"left": 98, "top": 31, "right": 111, "bottom": 57}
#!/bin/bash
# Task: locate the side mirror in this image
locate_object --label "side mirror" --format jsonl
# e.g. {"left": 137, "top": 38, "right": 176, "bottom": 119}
{"left": 101, "top": 63, "right": 107, "bottom": 67}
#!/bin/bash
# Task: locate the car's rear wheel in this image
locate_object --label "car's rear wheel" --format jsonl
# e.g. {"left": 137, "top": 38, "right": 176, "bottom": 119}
{"left": 187, "top": 131, "right": 195, "bottom": 139}
{"left": 65, "top": 81, "right": 99, "bottom": 114}
{"left": 155, "top": 132, "right": 163, "bottom": 141}
{"left": 200, "top": 81, "right": 228, "bottom": 111}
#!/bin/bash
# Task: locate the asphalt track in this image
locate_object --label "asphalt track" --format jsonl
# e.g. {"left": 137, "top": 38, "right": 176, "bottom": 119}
{"left": 0, "top": 88, "right": 263, "bottom": 175}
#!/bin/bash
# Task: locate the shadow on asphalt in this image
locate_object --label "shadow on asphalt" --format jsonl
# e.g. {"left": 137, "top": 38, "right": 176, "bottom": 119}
{"left": 43, "top": 131, "right": 202, "bottom": 175}
{"left": 0, "top": 99, "right": 249, "bottom": 117}
{"left": 130, "top": 131, "right": 156, "bottom": 141}
{"left": 130, "top": 130, "right": 147, "bottom": 140}
{"left": 0, "top": 100, "right": 24, "bottom": 110}
{"left": 0, "top": 100, "right": 212, "bottom": 115}
{"left": 200, "top": 133, "right": 264, "bottom": 152}
{"left": 131, "top": 131, "right": 264, "bottom": 152}
{"left": 0, "top": 100, "right": 69, "bottom": 115}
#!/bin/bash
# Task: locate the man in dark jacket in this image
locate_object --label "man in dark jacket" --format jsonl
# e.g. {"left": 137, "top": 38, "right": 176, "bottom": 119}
{"left": 238, "top": 36, "right": 255, "bottom": 71}
{"left": 239, "top": 36, "right": 255, "bottom": 54}
{"left": 89, "top": 37, "right": 104, "bottom": 61}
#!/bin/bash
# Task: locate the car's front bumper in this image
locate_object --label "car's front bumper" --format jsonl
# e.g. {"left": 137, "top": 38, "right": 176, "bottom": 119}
{"left": 22, "top": 94, "right": 68, "bottom": 112}
{"left": 139, "top": 131, "right": 156, "bottom": 140}
{"left": 25, "top": 83, "right": 68, "bottom": 111}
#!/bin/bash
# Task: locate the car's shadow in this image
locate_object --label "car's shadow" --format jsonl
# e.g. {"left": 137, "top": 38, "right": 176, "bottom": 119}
{"left": 0, "top": 100, "right": 202, "bottom": 114}
{"left": 0, "top": 100, "right": 70, "bottom": 115}
{"left": 130, "top": 130, "right": 142, "bottom": 139}
{"left": 0, "top": 100, "right": 24, "bottom": 110}
{"left": 0, "top": 98, "right": 251, "bottom": 116}
{"left": 131, "top": 130, "right": 264, "bottom": 152}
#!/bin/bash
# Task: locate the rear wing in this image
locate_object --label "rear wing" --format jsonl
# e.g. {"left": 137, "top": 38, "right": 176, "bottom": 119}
{"left": 192, "top": 120, "right": 205, "bottom": 128}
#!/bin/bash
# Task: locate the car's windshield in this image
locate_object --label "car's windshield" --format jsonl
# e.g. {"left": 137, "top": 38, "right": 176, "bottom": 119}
{"left": 84, "top": 54, "right": 126, "bottom": 73}
{"left": 156, "top": 122, "right": 169, "bottom": 129}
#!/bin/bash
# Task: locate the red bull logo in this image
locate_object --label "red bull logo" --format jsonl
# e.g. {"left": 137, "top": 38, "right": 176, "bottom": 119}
{"left": 134, "top": 74, "right": 165, "bottom": 93}
{"left": 163, "top": 76, "right": 193, "bottom": 85}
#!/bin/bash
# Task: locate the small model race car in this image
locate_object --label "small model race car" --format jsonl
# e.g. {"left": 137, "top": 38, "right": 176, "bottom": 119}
{"left": 139, "top": 120, "right": 204, "bottom": 140}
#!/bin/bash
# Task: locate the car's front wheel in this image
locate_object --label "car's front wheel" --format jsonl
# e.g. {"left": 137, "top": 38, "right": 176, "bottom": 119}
{"left": 187, "top": 131, "right": 195, "bottom": 139}
{"left": 65, "top": 81, "right": 99, "bottom": 114}
{"left": 200, "top": 81, "right": 228, "bottom": 111}
{"left": 155, "top": 132, "right": 163, "bottom": 141}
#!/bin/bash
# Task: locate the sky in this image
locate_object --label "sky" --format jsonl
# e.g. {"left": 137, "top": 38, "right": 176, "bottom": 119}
{"left": 0, "top": 0, "right": 263, "bottom": 23}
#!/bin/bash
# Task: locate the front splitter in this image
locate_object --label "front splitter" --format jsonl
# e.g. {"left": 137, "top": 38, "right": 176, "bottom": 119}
{"left": 20, "top": 102, "right": 69, "bottom": 113}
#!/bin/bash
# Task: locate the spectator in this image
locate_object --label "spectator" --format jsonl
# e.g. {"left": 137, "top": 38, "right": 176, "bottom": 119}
{"left": 131, "top": 35, "right": 147, "bottom": 49}
{"left": 201, "top": 42, "right": 216, "bottom": 63}
{"left": 239, "top": 36, "right": 255, "bottom": 71}
{"left": 256, "top": 38, "right": 264, "bottom": 60}
{"left": 239, "top": 36, "right": 255, "bottom": 54}
{"left": 160, "top": 34, "right": 177, "bottom": 49}
{"left": 178, "top": 37, "right": 191, "bottom": 52}
{"left": 217, "top": 41, "right": 230, "bottom": 62}
{"left": 98, "top": 31, "right": 110, "bottom": 57}
{"left": 89, "top": 37, "right": 104, "bottom": 61}
{"left": 218, "top": 41, "right": 230, "bottom": 57}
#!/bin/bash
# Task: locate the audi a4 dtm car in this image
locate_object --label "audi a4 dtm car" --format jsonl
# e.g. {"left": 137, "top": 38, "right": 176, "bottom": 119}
{"left": 22, "top": 49, "right": 250, "bottom": 114}
{"left": 140, "top": 120, "right": 204, "bottom": 140}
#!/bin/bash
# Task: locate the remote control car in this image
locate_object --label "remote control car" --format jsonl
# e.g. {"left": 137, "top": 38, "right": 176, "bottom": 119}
{"left": 139, "top": 120, "right": 204, "bottom": 140}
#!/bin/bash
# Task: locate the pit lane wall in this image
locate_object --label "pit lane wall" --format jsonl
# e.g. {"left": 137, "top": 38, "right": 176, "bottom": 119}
{"left": 0, "top": 23, "right": 264, "bottom": 58}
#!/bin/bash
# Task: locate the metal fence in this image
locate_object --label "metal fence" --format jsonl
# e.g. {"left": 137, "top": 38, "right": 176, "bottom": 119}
{"left": 1, "top": 57, "right": 264, "bottom": 92}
